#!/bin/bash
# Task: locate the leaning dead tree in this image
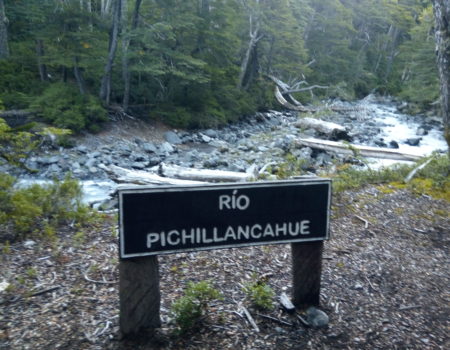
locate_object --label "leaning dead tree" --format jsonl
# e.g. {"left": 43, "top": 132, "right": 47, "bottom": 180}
{"left": 269, "top": 75, "right": 363, "bottom": 113}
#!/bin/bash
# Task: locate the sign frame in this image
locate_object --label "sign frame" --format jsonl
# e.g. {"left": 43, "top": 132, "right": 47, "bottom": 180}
{"left": 118, "top": 179, "right": 331, "bottom": 259}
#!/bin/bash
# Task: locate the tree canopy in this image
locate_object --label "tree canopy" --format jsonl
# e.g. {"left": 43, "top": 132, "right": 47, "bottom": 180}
{"left": 0, "top": 0, "right": 440, "bottom": 131}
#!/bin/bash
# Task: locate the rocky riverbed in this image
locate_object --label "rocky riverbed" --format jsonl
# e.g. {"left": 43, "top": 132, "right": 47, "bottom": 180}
{"left": 5, "top": 95, "right": 447, "bottom": 203}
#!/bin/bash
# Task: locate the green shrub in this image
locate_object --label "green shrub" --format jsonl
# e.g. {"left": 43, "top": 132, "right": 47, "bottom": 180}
{"left": 30, "top": 83, "right": 107, "bottom": 133}
{"left": 243, "top": 275, "right": 275, "bottom": 310}
{"left": 0, "top": 173, "right": 96, "bottom": 241}
{"left": 170, "top": 280, "right": 222, "bottom": 334}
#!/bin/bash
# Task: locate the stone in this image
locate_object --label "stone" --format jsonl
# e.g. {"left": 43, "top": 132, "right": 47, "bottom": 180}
{"left": 203, "top": 129, "right": 217, "bottom": 138}
{"left": 131, "top": 162, "right": 146, "bottom": 170}
{"left": 416, "top": 127, "right": 428, "bottom": 136}
{"left": 76, "top": 145, "right": 89, "bottom": 154}
{"left": 389, "top": 140, "right": 399, "bottom": 149}
{"left": 201, "top": 134, "right": 212, "bottom": 143}
{"left": 85, "top": 158, "right": 97, "bottom": 168}
{"left": 24, "top": 240, "right": 37, "bottom": 248}
{"left": 164, "top": 131, "right": 182, "bottom": 145}
{"left": 159, "top": 142, "right": 174, "bottom": 154}
{"left": 142, "top": 142, "right": 158, "bottom": 154}
{"left": 306, "top": 307, "right": 329, "bottom": 328}
{"left": 405, "top": 137, "right": 421, "bottom": 146}
{"left": 38, "top": 156, "right": 60, "bottom": 165}
{"left": 148, "top": 157, "right": 161, "bottom": 166}
{"left": 48, "top": 164, "right": 61, "bottom": 173}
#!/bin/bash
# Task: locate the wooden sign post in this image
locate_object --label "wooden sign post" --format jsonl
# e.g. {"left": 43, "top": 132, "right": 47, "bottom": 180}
{"left": 118, "top": 179, "right": 331, "bottom": 336}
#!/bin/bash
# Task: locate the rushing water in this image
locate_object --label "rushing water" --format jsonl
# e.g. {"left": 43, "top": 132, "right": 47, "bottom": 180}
{"left": 365, "top": 102, "right": 447, "bottom": 168}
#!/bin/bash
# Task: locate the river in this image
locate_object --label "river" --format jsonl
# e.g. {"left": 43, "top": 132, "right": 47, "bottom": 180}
{"left": 14, "top": 96, "right": 448, "bottom": 205}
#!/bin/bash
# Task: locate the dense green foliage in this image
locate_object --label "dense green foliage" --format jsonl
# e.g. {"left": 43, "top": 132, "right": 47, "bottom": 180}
{"left": 0, "top": 0, "right": 440, "bottom": 131}
{"left": 30, "top": 83, "right": 107, "bottom": 132}
{"left": 0, "top": 174, "right": 97, "bottom": 241}
{"left": 170, "top": 280, "right": 222, "bottom": 334}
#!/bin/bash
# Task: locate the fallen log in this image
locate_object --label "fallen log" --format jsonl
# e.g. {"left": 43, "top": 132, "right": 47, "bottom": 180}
{"left": 297, "top": 138, "right": 422, "bottom": 161}
{"left": 159, "top": 162, "right": 256, "bottom": 182}
{"left": 98, "top": 164, "right": 206, "bottom": 186}
{"left": 294, "top": 117, "right": 351, "bottom": 141}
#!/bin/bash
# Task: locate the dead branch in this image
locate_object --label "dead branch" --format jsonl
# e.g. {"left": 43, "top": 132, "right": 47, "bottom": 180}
{"left": 240, "top": 306, "right": 260, "bottom": 332}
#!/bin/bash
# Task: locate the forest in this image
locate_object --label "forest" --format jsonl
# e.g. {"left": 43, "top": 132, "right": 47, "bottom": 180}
{"left": 0, "top": 0, "right": 438, "bottom": 131}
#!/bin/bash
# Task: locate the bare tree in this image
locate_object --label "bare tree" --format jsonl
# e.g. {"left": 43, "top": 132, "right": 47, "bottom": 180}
{"left": 237, "top": 0, "right": 263, "bottom": 90}
{"left": 431, "top": 0, "right": 450, "bottom": 150}
{"left": 100, "top": 0, "right": 123, "bottom": 104}
{"left": 0, "top": 0, "right": 9, "bottom": 59}
{"left": 122, "top": 0, "right": 142, "bottom": 112}
{"left": 36, "top": 40, "right": 47, "bottom": 81}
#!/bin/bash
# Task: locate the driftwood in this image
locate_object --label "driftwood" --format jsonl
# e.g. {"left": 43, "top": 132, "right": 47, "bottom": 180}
{"left": 98, "top": 164, "right": 205, "bottom": 185}
{"left": 100, "top": 163, "right": 256, "bottom": 185}
{"left": 159, "top": 162, "right": 256, "bottom": 182}
{"left": 297, "top": 138, "right": 422, "bottom": 161}
{"left": 294, "top": 117, "right": 351, "bottom": 141}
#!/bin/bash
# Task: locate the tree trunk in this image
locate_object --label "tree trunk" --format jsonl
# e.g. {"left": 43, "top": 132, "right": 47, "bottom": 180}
{"left": 101, "top": 0, "right": 113, "bottom": 17}
{"left": 237, "top": 14, "right": 262, "bottom": 90}
{"left": 100, "top": 0, "right": 122, "bottom": 104}
{"left": 122, "top": 0, "right": 142, "bottom": 112}
{"left": 431, "top": 0, "right": 450, "bottom": 150}
{"left": 73, "top": 57, "right": 86, "bottom": 95}
{"left": 36, "top": 40, "right": 47, "bottom": 81}
{"left": 0, "top": 0, "right": 9, "bottom": 59}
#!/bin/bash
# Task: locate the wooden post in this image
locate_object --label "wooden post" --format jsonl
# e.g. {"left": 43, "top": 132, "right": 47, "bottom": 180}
{"left": 291, "top": 241, "right": 323, "bottom": 307}
{"left": 119, "top": 255, "right": 161, "bottom": 337}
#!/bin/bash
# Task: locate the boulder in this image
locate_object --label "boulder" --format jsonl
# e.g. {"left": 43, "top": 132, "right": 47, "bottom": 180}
{"left": 164, "top": 131, "right": 182, "bottom": 145}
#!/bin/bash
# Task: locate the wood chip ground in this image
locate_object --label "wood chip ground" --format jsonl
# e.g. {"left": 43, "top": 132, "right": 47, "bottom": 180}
{"left": 1, "top": 186, "right": 449, "bottom": 349}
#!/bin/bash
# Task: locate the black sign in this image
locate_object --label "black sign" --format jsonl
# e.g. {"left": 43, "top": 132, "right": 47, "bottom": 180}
{"left": 119, "top": 179, "right": 331, "bottom": 258}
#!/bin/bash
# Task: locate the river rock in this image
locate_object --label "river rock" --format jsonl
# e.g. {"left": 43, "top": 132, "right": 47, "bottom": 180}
{"left": 131, "top": 162, "right": 147, "bottom": 170}
{"left": 148, "top": 156, "right": 161, "bottom": 166}
{"left": 159, "top": 142, "right": 175, "bottom": 154}
{"left": 203, "top": 129, "right": 218, "bottom": 138}
{"left": 117, "top": 143, "right": 132, "bottom": 156}
{"left": 142, "top": 142, "right": 158, "bottom": 154}
{"left": 75, "top": 145, "right": 89, "bottom": 154}
{"left": 37, "top": 156, "right": 60, "bottom": 165}
{"left": 164, "top": 131, "right": 182, "bottom": 144}
{"left": 405, "top": 137, "right": 421, "bottom": 146}
{"left": 306, "top": 307, "right": 329, "bottom": 328}
{"left": 389, "top": 140, "right": 399, "bottom": 148}
{"left": 85, "top": 158, "right": 97, "bottom": 168}
{"left": 200, "top": 134, "right": 212, "bottom": 143}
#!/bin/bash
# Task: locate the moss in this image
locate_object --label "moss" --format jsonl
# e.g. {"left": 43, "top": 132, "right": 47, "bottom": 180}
{"left": 409, "top": 178, "right": 450, "bottom": 201}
